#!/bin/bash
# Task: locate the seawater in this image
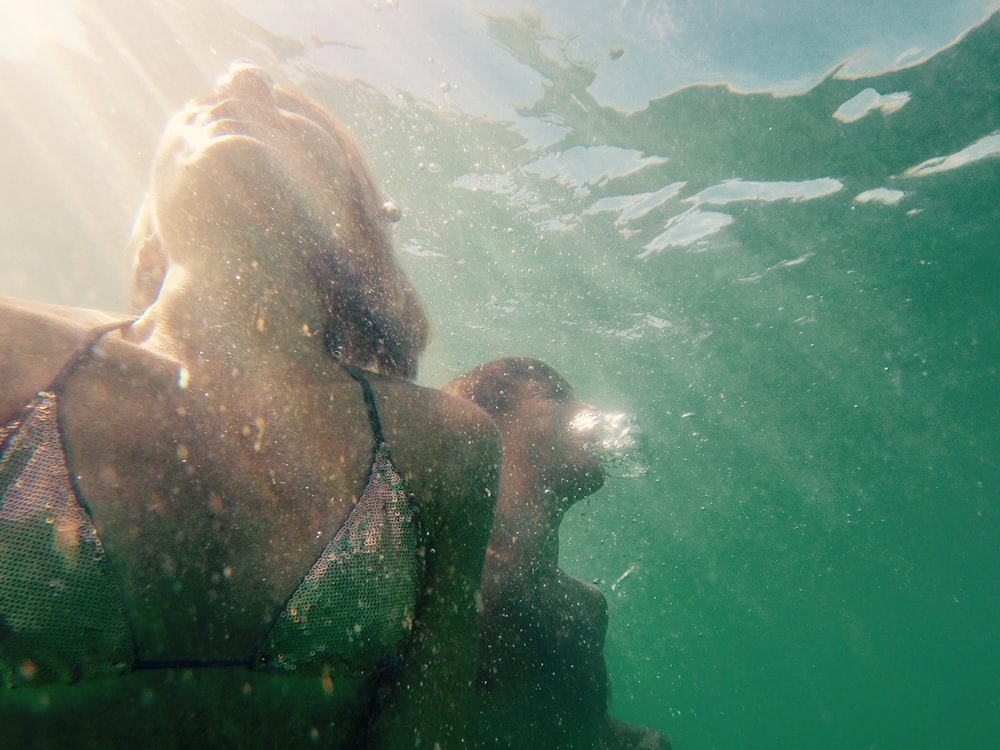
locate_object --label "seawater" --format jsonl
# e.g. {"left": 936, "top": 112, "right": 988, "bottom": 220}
{"left": 1, "top": 3, "right": 998, "bottom": 748}
{"left": 375, "top": 16, "right": 1000, "bottom": 749}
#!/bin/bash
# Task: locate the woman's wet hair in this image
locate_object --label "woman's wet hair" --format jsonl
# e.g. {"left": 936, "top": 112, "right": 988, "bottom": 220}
{"left": 308, "top": 241, "right": 428, "bottom": 381}
{"left": 443, "top": 357, "right": 573, "bottom": 418}
{"left": 262, "top": 86, "right": 430, "bottom": 379}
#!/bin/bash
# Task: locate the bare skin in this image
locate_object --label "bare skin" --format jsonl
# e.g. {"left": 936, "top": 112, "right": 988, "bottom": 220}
{"left": 0, "top": 66, "right": 499, "bottom": 749}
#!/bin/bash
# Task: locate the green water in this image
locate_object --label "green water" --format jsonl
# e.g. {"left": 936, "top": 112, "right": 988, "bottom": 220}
{"left": 376, "top": 16, "right": 1000, "bottom": 749}
{"left": 2, "top": 2, "right": 998, "bottom": 748}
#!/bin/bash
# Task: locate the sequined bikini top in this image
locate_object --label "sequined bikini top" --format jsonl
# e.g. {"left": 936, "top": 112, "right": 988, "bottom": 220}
{"left": 0, "top": 322, "right": 424, "bottom": 686}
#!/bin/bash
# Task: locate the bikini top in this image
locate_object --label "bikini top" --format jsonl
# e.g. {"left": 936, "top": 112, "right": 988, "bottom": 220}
{"left": 0, "top": 322, "right": 425, "bottom": 687}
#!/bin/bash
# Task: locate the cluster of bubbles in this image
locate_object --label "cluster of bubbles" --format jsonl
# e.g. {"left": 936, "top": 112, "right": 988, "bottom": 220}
{"left": 569, "top": 409, "right": 647, "bottom": 478}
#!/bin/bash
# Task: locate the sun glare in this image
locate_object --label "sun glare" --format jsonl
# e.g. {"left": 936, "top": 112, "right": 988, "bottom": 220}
{"left": 0, "top": 0, "right": 87, "bottom": 61}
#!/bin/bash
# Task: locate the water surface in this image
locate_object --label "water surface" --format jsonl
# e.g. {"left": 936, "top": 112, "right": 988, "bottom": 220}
{"left": 2, "top": 2, "right": 999, "bottom": 748}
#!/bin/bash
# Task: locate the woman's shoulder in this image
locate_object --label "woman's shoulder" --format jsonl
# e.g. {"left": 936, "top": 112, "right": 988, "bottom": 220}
{"left": 369, "top": 374, "right": 499, "bottom": 456}
{"left": 366, "top": 374, "right": 500, "bottom": 515}
{"left": 0, "top": 297, "right": 131, "bottom": 422}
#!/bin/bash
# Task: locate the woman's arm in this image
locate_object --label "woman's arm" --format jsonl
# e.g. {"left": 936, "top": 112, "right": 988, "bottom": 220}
{"left": 368, "top": 395, "right": 500, "bottom": 748}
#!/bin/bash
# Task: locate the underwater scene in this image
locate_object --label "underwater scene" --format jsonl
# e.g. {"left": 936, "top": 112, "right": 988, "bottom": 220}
{"left": 2, "top": 1, "right": 999, "bottom": 747}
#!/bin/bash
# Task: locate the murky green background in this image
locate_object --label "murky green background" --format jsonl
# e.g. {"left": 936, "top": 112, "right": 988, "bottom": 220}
{"left": 2, "top": 2, "right": 998, "bottom": 748}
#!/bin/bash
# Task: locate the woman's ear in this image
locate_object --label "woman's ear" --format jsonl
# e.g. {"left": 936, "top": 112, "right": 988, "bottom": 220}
{"left": 128, "top": 231, "right": 166, "bottom": 313}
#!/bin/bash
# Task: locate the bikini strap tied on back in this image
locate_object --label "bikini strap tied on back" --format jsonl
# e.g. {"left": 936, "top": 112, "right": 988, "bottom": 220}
{"left": 340, "top": 364, "right": 386, "bottom": 447}
{"left": 45, "top": 319, "right": 135, "bottom": 396}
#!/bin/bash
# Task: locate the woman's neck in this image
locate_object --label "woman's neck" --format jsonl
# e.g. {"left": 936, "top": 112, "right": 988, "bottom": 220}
{"left": 488, "top": 454, "right": 577, "bottom": 575}
{"left": 128, "top": 255, "right": 330, "bottom": 377}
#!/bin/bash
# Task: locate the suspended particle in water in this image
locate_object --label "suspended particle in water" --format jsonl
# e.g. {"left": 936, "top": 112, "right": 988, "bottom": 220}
{"left": 382, "top": 201, "right": 401, "bottom": 222}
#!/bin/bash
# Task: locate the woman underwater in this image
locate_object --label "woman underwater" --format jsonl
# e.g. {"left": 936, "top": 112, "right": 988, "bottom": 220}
{"left": 0, "top": 64, "right": 499, "bottom": 749}
{"left": 445, "top": 358, "right": 669, "bottom": 750}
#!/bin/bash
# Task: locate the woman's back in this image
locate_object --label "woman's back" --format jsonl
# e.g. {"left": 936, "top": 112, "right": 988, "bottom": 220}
{"left": 0, "top": 267, "right": 496, "bottom": 747}
{"left": 1, "top": 64, "right": 500, "bottom": 747}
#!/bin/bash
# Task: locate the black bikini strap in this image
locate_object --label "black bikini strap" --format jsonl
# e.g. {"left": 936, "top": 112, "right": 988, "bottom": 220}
{"left": 46, "top": 319, "right": 134, "bottom": 395}
{"left": 134, "top": 657, "right": 248, "bottom": 671}
{"left": 340, "top": 364, "right": 386, "bottom": 446}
